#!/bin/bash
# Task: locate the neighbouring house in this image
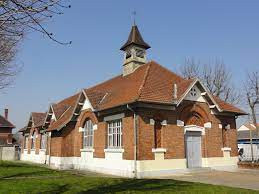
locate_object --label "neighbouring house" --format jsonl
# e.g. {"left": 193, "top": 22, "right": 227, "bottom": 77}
{"left": 20, "top": 25, "right": 246, "bottom": 178}
{"left": 238, "top": 122, "right": 259, "bottom": 161}
{"left": 0, "top": 109, "right": 18, "bottom": 161}
{"left": 0, "top": 109, "right": 15, "bottom": 145}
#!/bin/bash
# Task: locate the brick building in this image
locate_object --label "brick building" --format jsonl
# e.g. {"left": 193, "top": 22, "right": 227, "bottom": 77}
{"left": 0, "top": 109, "right": 15, "bottom": 145}
{"left": 20, "top": 25, "right": 245, "bottom": 178}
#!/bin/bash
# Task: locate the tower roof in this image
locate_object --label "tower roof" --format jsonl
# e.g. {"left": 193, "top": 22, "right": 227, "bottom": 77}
{"left": 120, "top": 25, "right": 151, "bottom": 51}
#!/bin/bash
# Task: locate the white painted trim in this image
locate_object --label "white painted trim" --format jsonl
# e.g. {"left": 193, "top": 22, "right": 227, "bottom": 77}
{"left": 184, "top": 125, "right": 205, "bottom": 135}
{"left": 79, "top": 127, "right": 84, "bottom": 132}
{"left": 176, "top": 79, "right": 222, "bottom": 112}
{"left": 225, "top": 124, "right": 231, "bottom": 130}
{"left": 150, "top": 119, "right": 155, "bottom": 125}
{"left": 104, "top": 113, "right": 125, "bottom": 122}
{"left": 177, "top": 120, "right": 184, "bottom": 127}
{"left": 219, "top": 124, "right": 222, "bottom": 129}
{"left": 209, "top": 105, "right": 216, "bottom": 109}
{"left": 221, "top": 147, "right": 231, "bottom": 151}
{"left": 161, "top": 120, "right": 167, "bottom": 126}
{"left": 39, "top": 149, "right": 46, "bottom": 152}
{"left": 80, "top": 148, "right": 95, "bottom": 152}
{"left": 104, "top": 148, "right": 124, "bottom": 153}
{"left": 93, "top": 124, "right": 98, "bottom": 130}
{"left": 82, "top": 90, "right": 95, "bottom": 111}
{"left": 204, "top": 122, "right": 212, "bottom": 128}
{"left": 152, "top": 148, "right": 167, "bottom": 153}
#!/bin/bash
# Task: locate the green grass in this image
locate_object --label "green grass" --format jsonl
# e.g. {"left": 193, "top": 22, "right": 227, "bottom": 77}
{"left": 0, "top": 161, "right": 257, "bottom": 194}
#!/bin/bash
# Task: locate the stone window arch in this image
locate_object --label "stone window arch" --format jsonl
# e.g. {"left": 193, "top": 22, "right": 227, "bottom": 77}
{"left": 179, "top": 104, "right": 209, "bottom": 127}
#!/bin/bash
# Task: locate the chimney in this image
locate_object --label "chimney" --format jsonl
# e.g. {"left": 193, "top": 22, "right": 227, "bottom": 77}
{"left": 173, "top": 84, "right": 178, "bottom": 99}
{"left": 4, "top": 108, "right": 8, "bottom": 120}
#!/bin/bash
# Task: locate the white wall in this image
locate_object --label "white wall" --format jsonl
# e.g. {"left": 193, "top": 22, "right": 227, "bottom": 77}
{"left": 238, "top": 144, "right": 259, "bottom": 161}
{"left": 21, "top": 149, "right": 47, "bottom": 164}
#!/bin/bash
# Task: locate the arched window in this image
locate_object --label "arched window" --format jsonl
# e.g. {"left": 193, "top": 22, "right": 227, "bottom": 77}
{"left": 154, "top": 120, "right": 162, "bottom": 148}
{"left": 40, "top": 133, "right": 47, "bottom": 149}
{"left": 83, "top": 120, "right": 93, "bottom": 148}
{"left": 31, "top": 131, "right": 36, "bottom": 149}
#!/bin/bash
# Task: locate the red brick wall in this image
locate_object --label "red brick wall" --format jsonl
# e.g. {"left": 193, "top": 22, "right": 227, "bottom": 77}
{"left": 135, "top": 100, "right": 238, "bottom": 160}
{"left": 0, "top": 127, "right": 13, "bottom": 145}
{"left": 25, "top": 100, "right": 238, "bottom": 161}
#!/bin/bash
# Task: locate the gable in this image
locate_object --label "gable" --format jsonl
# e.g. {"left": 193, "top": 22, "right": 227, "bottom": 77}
{"left": 184, "top": 84, "right": 206, "bottom": 103}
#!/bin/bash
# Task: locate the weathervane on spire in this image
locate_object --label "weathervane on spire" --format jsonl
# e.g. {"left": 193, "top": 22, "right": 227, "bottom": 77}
{"left": 132, "top": 11, "right": 136, "bottom": 26}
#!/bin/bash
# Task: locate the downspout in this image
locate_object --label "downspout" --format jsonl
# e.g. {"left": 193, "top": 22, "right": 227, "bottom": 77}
{"left": 127, "top": 104, "right": 138, "bottom": 178}
{"left": 48, "top": 132, "right": 52, "bottom": 166}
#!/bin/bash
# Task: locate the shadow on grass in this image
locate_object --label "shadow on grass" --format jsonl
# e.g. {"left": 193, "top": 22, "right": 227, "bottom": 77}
{"left": 0, "top": 170, "right": 63, "bottom": 179}
{"left": 44, "top": 184, "right": 71, "bottom": 194}
{"left": 80, "top": 179, "right": 195, "bottom": 194}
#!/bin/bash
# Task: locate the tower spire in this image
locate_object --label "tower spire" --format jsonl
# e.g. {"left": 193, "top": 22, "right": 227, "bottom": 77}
{"left": 120, "top": 24, "right": 151, "bottom": 76}
{"left": 132, "top": 11, "right": 136, "bottom": 26}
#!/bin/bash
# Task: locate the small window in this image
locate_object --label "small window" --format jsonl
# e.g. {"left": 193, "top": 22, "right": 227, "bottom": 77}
{"left": 31, "top": 131, "right": 36, "bottom": 149}
{"left": 136, "top": 49, "right": 144, "bottom": 58}
{"left": 190, "top": 88, "right": 197, "bottom": 97}
{"left": 83, "top": 120, "right": 94, "bottom": 148}
{"left": 40, "top": 134, "right": 47, "bottom": 149}
{"left": 126, "top": 51, "right": 131, "bottom": 59}
{"left": 107, "top": 119, "right": 122, "bottom": 148}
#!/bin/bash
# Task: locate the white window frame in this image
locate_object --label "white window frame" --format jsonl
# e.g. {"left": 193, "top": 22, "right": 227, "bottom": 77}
{"left": 83, "top": 120, "right": 94, "bottom": 148}
{"left": 40, "top": 133, "right": 47, "bottom": 149}
{"left": 107, "top": 119, "right": 122, "bottom": 149}
{"left": 31, "top": 131, "right": 36, "bottom": 150}
{"left": 24, "top": 136, "right": 29, "bottom": 149}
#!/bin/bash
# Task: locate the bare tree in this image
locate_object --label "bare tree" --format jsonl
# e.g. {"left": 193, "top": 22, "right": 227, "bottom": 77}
{"left": 0, "top": 33, "right": 21, "bottom": 89}
{"left": 180, "top": 57, "right": 240, "bottom": 105}
{"left": 244, "top": 71, "right": 259, "bottom": 131}
{"left": 244, "top": 71, "right": 259, "bottom": 162}
{"left": 0, "top": 0, "right": 71, "bottom": 90}
{"left": 0, "top": 0, "right": 71, "bottom": 44}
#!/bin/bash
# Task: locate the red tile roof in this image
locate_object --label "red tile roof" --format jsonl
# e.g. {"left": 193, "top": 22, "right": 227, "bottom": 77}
{"left": 0, "top": 115, "right": 15, "bottom": 128}
{"left": 213, "top": 95, "right": 246, "bottom": 115}
{"left": 33, "top": 61, "right": 245, "bottom": 132}
{"left": 47, "top": 93, "right": 80, "bottom": 131}
{"left": 31, "top": 112, "right": 47, "bottom": 127}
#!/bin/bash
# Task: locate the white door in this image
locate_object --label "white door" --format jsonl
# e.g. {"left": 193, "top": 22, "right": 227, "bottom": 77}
{"left": 185, "top": 131, "right": 202, "bottom": 168}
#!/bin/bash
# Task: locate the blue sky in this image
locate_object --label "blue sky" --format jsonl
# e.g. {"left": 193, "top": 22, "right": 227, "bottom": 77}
{"left": 1, "top": 0, "right": 259, "bottom": 131}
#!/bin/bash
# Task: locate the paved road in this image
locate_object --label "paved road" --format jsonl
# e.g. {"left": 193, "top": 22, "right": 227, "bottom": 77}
{"left": 163, "top": 169, "right": 259, "bottom": 191}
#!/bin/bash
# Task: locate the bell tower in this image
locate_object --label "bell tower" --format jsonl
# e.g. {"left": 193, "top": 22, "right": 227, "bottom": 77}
{"left": 120, "top": 25, "right": 150, "bottom": 76}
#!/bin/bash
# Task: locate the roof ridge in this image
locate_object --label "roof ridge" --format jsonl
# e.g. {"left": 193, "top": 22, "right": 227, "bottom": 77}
{"left": 85, "top": 74, "right": 122, "bottom": 92}
{"left": 149, "top": 60, "right": 184, "bottom": 80}
{"left": 136, "top": 63, "right": 152, "bottom": 100}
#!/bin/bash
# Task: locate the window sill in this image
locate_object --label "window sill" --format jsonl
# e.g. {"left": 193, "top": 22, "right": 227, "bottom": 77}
{"left": 30, "top": 149, "right": 35, "bottom": 151}
{"left": 152, "top": 148, "right": 167, "bottom": 153}
{"left": 39, "top": 149, "right": 46, "bottom": 152}
{"left": 104, "top": 148, "right": 124, "bottom": 153}
{"left": 23, "top": 149, "right": 28, "bottom": 151}
{"left": 80, "top": 148, "right": 95, "bottom": 152}
{"left": 221, "top": 147, "right": 231, "bottom": 151}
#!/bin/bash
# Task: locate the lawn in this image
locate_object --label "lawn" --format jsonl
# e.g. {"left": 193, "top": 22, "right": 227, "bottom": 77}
{"left": 0, "top": 161, "right": 257, "bottom": 194}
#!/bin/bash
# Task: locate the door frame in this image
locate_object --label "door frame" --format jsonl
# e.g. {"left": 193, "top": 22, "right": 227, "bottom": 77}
{"left": 184, "top": 125, "right": 204, "bottom": 168}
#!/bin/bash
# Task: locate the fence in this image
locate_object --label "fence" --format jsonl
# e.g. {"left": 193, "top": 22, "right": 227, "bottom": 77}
{"left": 0, "top": 145, "right": 20, "bottom": 161}
{"left": 238, "top": 144, "right": 259, "bottom": 162}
